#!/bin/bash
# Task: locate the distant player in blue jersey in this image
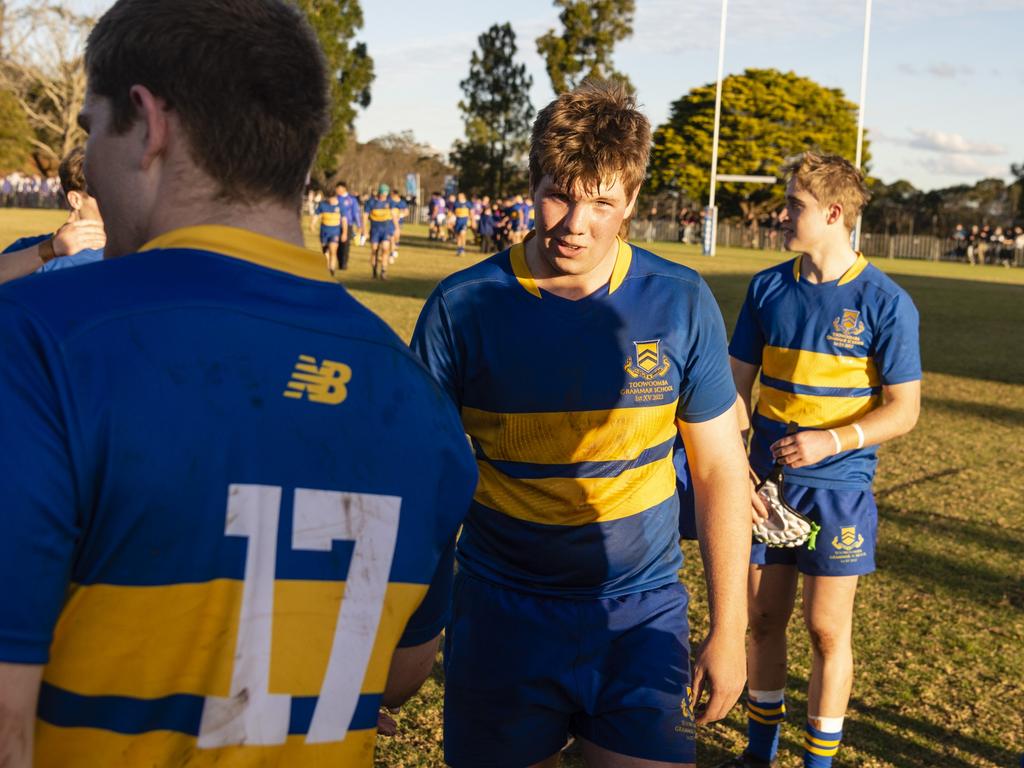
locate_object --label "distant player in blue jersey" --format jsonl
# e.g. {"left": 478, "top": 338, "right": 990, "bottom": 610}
{"left": 309, "top": 182, "right": 347, "bottom": 274}
{"left": 389, "top": 190, "right": 408, "bottom": 261}
{"left": 413, "top": 80, "right": 750, "bottom": 768}
{"left": 336, "top": 180, "right": 360, "bottom": 271}
{"left": 363, "top": 184, "right": 394, "bottom": 280}
{"left": 719, "top": 153, "right": 920, "bottom": 768}
{"left": 0, "top": 147, "right": 105, "bottom": 285}
{"left": 0, "top": 2, "right": 478, "bottom": 766}
{"left": 451, "top": 191, "right": 472, "bottom": 257}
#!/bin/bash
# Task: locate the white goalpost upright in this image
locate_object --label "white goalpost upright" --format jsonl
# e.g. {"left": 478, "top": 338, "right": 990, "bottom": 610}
{"left": 853, "top": 0, "right": 873, "bottom": 252}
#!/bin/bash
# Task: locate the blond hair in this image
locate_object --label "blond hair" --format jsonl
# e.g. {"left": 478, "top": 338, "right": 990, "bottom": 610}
{"left": 529, "top": 79, "right": 650, "bottom": 198}
{"left": 782, "top": 152, "right": 869, "bottom": 229}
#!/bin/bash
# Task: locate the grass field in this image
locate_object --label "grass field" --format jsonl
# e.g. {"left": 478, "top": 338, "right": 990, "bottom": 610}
{"left": 3, "top": 211, "right": 1022, "bottom": 767}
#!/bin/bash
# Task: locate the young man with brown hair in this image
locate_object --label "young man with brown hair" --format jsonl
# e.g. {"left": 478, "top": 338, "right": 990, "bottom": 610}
{"left": 721, "top": 152, "right": 920, "bottom": 768}
{"left": 0, "top": 147, "right": 106, "bottom": 284}
{"left": 413, "top": 80, "right": 751, "bottom": 768}
{"left": 0, "top": 2, "right": 477, "bottom": 766}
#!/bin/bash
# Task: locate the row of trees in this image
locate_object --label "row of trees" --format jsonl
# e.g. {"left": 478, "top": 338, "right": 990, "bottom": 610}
{"left": 0, "top": 1, "right": 373, "bottom": 181}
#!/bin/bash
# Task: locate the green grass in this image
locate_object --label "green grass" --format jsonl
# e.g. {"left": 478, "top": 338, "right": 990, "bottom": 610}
{"left": 3, "top": 212, "right": 1021, "bottom": 767}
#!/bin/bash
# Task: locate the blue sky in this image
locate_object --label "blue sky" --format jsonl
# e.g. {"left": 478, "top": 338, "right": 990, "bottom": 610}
{"left": 69, "top": 0, "right": 1024, "bottom": 191}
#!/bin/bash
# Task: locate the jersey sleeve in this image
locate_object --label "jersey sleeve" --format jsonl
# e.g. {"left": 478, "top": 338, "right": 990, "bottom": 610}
{"left": 0, "top": 298, "right": 79, "bottom": 663}
{"left": 2, "top": 233, "right": 50, "bottom": 255}
{"left": 873, "top": 290, "right": 921, "bottom": 384}
{"left": 397, "top": 538, "right": 455, "bottom": 647}
{"left": 728, "top": 279, "right": 765, "bottom": 366}
{"left": 677, "top": 279, "right": 736, "bottom": 423}
{"left": 410, "top": 287, "right": 463, "bottom": 408}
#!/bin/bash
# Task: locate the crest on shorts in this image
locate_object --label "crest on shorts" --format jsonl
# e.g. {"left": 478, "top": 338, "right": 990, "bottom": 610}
{"left": 832, "top": 309, "right": 865, "bottom": 337}
{"left": 831, "top": 525, "right": 864, "bottom": 551}
{"left": 624, "top": 339, "right": 670, "bottom": 380}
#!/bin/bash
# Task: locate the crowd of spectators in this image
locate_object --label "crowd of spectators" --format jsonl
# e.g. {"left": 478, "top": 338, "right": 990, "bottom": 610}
{"left": 951, "top": 223, "right": 1024, "bottom": 267}
{"left": 1, "top": 172, "right": 63, "bottom": 209}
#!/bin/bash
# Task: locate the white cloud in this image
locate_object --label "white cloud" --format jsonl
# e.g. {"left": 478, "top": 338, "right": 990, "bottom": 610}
{"left": 908, "top": 129, "right": 1006, "bottom": 155}
{"left": 920, "top": 155, "right": 1007, "bottom": 178}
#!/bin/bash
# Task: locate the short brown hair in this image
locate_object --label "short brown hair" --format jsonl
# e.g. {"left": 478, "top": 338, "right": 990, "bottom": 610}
{"left": 782, "top": 152, "right": 869, "bottom": 229}
{"left": 58, "top": 147, "right": 87, "bottom": 196}
{"left": 85, "top": 0, "right": 329, "bottom": 205}
{"left": 529, "top": 80, "right": 651, "bottom": 198}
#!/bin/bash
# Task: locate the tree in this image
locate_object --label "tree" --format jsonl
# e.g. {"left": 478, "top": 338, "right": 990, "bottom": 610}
{"left": 0, "top": 89, "right": 32, "bottom": 171}
{"left": 0, "top": 4, "right": 92, "bottom": 174}
{"left": 296, "top": 0, "right": 374, "bottom": 179}
{"left": 451, "top": 23, "right": 533, "bottom": 196}
{"left": 536, "top": 0, "right": 634, "bottom": 95}
{"left": 333, "top": 131, "right": 453, "bottom": 198}
{"left": 649, "top": 68, "right": 869, "bottom": 223}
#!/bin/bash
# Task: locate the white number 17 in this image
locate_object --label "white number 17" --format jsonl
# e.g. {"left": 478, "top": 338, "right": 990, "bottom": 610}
{"left": 197, "top": 484, "right": 401, "bottom": 747}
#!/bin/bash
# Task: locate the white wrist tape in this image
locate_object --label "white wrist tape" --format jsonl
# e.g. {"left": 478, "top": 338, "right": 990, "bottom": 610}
{"left": 827, "top": 429, "right": 842, "bottom": 455}
{"left": 852, "top": 423, "right": 865, "bottom": 449}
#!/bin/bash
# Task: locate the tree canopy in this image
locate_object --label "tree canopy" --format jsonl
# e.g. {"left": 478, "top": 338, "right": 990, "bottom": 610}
{"left": 296, "top": 0, "right": 374, "bottom": 179}
{"left": 536, "top": 0, "right": 634, "bottom": 94}
{"left": 451, "top": 23, "right": 533, "bottom": 196}
{"left": 649, "top": 68, "right": 869, "bottom": 220}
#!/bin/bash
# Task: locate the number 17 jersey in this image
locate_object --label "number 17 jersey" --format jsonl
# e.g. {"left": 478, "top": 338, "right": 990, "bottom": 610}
{"left": 0, "top": 226, "right": 477, "bottom": 766}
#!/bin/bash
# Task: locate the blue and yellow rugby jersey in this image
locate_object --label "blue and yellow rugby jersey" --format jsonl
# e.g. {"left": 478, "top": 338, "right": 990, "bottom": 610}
{"left": 729, "top": 253, "right": 921, "bottom": 489}
{"left": 0, "top": 226, "right": 477, "bottom": 766}
{"left": 453, "top": 201, "right": 472, "bottom": 222}
{"left": 315, "top": 198, "right": 342, "bottom": 229}
{"left": 364, "top": 197, "right": 393, "bottom": 231}
{"left": 412, "top": 238, "right": 736, "bottom": 597}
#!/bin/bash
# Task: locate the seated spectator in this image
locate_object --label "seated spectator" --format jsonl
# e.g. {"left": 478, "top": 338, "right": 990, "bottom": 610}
{"left": 0, "top": 148, "right": 105, "bottom": 285}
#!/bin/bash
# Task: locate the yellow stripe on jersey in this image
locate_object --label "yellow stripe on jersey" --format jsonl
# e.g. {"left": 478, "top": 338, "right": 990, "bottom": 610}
{"left": 757, "top": 382, "right": 879, "bottom": 429}
{"left": 509, "top": 237, "right": 633, "bottom": 299}
{"left": 35, "top": 722, "right": 377, "bottom": 767}
{"left": 762, "top": 346, "right": 880, "bottom": 390}
{"left": 43, "top": 580, "right": 427, "bottom": 699}
{"left": 368, "top": 207, "right": 392, "bottom": 223}
{"left": 461, "top": 402, "right": 678, "bottom": 465}
{"left": 474, "top": 453, "right": 676, "bottom": 526}
{"left": 320, "top": 211, "right": 341, "bottom": 227}
{"left": 140, "top": 226, "right": 334, "bottom": 284}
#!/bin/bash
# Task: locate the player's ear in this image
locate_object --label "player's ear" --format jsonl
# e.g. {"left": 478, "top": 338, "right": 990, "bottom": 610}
{"left": 66, "top": 190, "right": 82, "bottom": 211}
{"left": 129, "top": 85, "right": 169, "bottom": 171}
{"left": 826, "top": 202, "right": 843, "bottom": 226}
{"left": 623, "top": 185, "right": 640, "bottom": 221}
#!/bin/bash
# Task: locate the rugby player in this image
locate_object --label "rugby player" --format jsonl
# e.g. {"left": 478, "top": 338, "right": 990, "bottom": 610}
{"left": 451, "top": 191, "right": 472, "bottom": 257}
{"left": 336, "top": 180, "right": 359, "bottom": 271}
{"left": 720, "top": 152, "right": 921, "bottom": 768}
{"left": 389, "top": 189, "right": 408, "bottom": 261}
{"left": 363, "top": 183, "right": 393, "bottom": 279}
{"left": 0, "top": 2, "right": 477, "bottom": 766}
{"left": 309, "top": 182, "right": 346, "bottom": 274}
{"left": 413, "top": 80, "right": 750, "bottom": 768}
{"left": 0, "top": 147, "right": 105, "bottom": 285}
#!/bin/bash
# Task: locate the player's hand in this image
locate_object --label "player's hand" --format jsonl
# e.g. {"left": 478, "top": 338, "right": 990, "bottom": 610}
{"left": 748, "top": 467, "right": 769, "bottom": 523}
{"left": 376, "top": 708, "right": 398, "bottom": 737}
{"left": 770, "top": 430, "right": 834, "bottom": 469}
{"left": 53, "top": 219, "right": 105, "bottom": 257}
{"left": 690, "top": 629, "right": 746, "bottom": 725}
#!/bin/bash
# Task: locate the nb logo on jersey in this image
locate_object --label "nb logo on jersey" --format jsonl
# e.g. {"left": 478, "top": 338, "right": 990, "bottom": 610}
{"left": 283, "top": 355, "right": 351, "bottom": 405}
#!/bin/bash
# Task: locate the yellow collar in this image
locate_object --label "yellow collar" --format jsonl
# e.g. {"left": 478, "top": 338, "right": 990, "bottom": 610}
{"left": 140, "top": 225, "right": 333, "bottom": 284}
{"left": 509, "top": 234, "right": 632, "bottom": 299}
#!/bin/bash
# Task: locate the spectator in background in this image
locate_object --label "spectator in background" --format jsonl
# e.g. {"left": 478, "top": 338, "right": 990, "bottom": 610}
{"left": 0, "top": 147, "right": 105, "bottom": 285}
{"left": 951, "top": 223, "right": 967, "bottom": 261}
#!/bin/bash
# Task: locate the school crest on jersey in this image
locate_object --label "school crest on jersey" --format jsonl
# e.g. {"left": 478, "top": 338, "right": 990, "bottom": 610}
{"left": 624, "top": 339, "right": 670, "bottom": 380}
{"left": 826, "top": 308, "right": 866, "bottom": 350}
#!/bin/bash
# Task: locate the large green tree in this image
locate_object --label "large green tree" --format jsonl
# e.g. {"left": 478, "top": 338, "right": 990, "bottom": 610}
{"left": 451, "top": 23, "right": 533, "bottom": 196}
{"left": 649, "top": 68, "right": 869, "bottom": 221}
{"left": 0, "top": 89, "right": 32, "bottom": 171}
{"left": 296, "top": 0, "right": 374, "bottom": 178}
{"left": 536, "top": 0, "right": 634, "bottom": 94}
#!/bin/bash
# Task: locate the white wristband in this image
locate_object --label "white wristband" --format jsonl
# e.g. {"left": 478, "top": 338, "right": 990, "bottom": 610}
{"left": 827, "top": 429, "right": 842, "bottom": 455}
{"left": 852, "top": 423, "right": 865, "bottom": 449}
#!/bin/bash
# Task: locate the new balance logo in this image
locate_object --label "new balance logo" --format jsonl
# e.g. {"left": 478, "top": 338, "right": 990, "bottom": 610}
{"left": 283, "top": 355, "right": 351, "bottom": 405}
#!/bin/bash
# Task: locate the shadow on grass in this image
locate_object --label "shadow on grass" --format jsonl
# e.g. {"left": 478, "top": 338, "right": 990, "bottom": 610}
{"left": 878, "top": 505, "right": 1023, "bottom": 609}
{"left": 922, "top": 396, "right": 1024, "bottom": 427}
{"left": 336, "top": 273, "right": 444, "bottom": 301}
{"left": 875, "top": 467, "right": 966, "bottom": 499}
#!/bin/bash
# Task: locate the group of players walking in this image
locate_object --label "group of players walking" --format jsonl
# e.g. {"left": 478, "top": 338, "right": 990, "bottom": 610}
{"left": 0, "top": 2, "right": 934, "bottom": 767}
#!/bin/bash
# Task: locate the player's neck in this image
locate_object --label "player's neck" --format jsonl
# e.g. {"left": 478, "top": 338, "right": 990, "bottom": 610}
{"left": 147, "top": 194, "right": 305, "bottom": 251}
{"left": 526, "top": 233, "right": 619, "bottom": 301}
{"left": 798, "top": 238, "right": 858, "bottom": 284}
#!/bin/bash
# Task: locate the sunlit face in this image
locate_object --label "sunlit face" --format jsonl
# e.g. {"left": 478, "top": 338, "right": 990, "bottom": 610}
{"left": 531, "top": 173, "right": 637, "bottom": 279}
{"left": 79, "top": 90, "right": 149, "bottom": 257}
{"left": 779, "top": 179, "right": 830, "bottom": 253}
